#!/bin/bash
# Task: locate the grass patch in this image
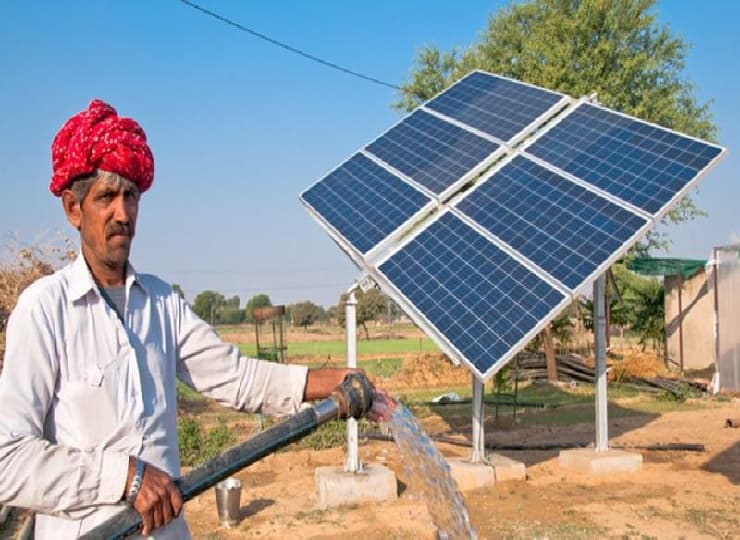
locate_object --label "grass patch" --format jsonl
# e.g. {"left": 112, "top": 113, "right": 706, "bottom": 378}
{"left": 176, "top": 380, "right": 205, "bottom": 403}
{"left": 398, "top": 385, "right": 473, "bottom": 403}
{"left": 178, "top": 416, "right": 236, "bottom": 466}
{"left": 397, "top": 381, "right": 721, "bottom": 427}
{"left": 359, "top": 357, "right": 404, "bottom": 378}
{"left": 515, "top": 403, "right": 636, "bottom": 426}
{"left": 260, "top": 417, "right": 374, "bottom": 451}
{"left": 304, "top": 357, "right": 404, "bottom": 378}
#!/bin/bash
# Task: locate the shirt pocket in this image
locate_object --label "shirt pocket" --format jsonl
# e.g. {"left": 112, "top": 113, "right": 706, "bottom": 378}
{"left": 51, "top": 365, "right": 142, "bottom": 454}
{"left": 52, "top": 379, "right": 119, "bottom": 449}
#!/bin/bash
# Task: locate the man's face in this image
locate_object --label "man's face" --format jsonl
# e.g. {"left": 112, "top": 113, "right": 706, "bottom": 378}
{"left": 65, "top": 176, "right": 140, "bottom": 276}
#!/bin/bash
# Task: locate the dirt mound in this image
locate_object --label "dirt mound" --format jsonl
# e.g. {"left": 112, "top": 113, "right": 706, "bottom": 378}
{"left": 378, "top": 353, "right": 470, "bottom": 391}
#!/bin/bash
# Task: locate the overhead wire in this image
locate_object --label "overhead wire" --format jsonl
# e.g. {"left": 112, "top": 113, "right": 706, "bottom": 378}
{"left": 177, "top": 0, "right": 401, "bottom": 90}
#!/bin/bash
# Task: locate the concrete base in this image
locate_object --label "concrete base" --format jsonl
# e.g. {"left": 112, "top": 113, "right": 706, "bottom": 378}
{"left": 448, "top": 458, "right": 494, "bottom": 490}
{"left": 315, "top": 464, "right": 397, "bottom": 508}
{"left": 448, "top": 454, "right": 526, "bottom": 490}
{"left": 488, "top": 453, "right": 527, "bottom": 482}
{"left": 559, "top": 448, "right": 643, "bottom": 474}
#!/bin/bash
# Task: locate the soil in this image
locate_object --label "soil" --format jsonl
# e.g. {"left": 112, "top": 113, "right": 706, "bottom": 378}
{"left": 183, "top": 402, "right": 740, "bottom": 539}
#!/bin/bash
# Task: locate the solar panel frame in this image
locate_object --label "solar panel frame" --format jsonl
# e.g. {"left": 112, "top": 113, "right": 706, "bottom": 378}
{"left": 299, "top": 152, "right": 436, "bottom": 267}
{"left": 371, "top": 210, "right": 573, "bottom": 381}
{"left": 452, "top": 154, "right": 651, "bottom": 293}
{"left": 423, "top": 70, "right": 572, "bottom": 146}
{"left": 522, "top": 100, "right": 727, "bottom": 220}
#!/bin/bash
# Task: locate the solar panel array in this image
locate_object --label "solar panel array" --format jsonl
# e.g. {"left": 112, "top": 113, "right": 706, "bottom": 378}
{"left": 301, "top": 71, "right": 725, "bottom": 380}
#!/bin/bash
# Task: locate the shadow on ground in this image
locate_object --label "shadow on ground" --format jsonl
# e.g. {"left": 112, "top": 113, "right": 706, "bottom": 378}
{"left": 238, "top": 498, "right": 274, "bottom": 520}
{"left": 703, "top": 439, "right": 740, "bottom": 484}
{"left": 426, "top": 383, "right": 660, "bottom": 467}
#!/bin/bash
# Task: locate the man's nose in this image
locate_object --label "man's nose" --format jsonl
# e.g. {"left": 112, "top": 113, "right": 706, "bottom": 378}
{"left": 112, "top": 194, "right": 131, "bottom": 222}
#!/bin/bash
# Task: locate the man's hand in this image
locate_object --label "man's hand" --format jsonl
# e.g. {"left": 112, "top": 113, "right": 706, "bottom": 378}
{"left": 304, "top": 368, "right": 397, "bottom": 421}
{"left": 304, "top": 367, "right": 362, "bottom": 401}
{"left": 124, "top": 458, "right": 183, "bottom": 536}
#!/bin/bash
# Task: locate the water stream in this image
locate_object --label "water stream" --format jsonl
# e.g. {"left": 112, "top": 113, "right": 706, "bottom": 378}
{"left": 387, "top": 404, "right": 477, "bottom": 539}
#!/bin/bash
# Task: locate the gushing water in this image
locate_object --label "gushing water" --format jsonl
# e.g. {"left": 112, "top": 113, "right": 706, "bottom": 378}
{"left": 388, "top": 404, "right": 477, "bottom": 539}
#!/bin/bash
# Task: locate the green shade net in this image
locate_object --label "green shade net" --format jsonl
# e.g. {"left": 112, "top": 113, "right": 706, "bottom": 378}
{"left": 626, "top": 257, "right": 706, "bottom": 280}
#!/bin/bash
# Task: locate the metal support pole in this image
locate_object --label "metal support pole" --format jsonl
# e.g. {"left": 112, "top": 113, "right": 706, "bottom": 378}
{"left": 593, "top": 274, "right": 609, "bottom": 451}
{"left": 471, "top": 374, "right": 486, "bottom": 463}
{"left": 677, "top": 274, "right": 684, "bottom": 372}
{"left": 344, "top": 290, "right": 360, "bottom": 472}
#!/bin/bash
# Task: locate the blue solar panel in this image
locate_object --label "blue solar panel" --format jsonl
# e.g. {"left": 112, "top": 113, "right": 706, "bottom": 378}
{"left": 527, "top": 103, "right": 724, "bottom": 215}
{"left": 301, "top": 153, "right": 431, "bottom": 254}
{"left": 365, "top": 109, "right": 499, "bottom": 196}
{"left": 379, "top": 212, "right": 566, "bottom": 377}
{"left": 455, "top": 156, "right": 648, "bottom": 290}
{"left": 425, "top": 71, "right": 564, "bottom": 143}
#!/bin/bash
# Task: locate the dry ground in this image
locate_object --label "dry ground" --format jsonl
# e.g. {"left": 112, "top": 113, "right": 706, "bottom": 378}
{"left": 181, "top": 341, "right": 739, "bottom": 539}
{"left": 183, "top": 403, "right": 739, "bottom": 540}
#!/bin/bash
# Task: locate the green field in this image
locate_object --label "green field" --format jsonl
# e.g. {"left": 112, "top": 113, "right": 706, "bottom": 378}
{"left": 237, "top": 337, "right": 438, "bottom": 358}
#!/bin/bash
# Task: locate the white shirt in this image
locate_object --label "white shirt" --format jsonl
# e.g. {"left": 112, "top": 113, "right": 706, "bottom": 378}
{"left": 0, "top": 255, "right": 308, "bottom": 538}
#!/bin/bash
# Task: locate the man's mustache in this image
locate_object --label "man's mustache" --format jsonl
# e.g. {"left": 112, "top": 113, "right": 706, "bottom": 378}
{"left": 106, "top": 223, "right": 133, "bottom": 238}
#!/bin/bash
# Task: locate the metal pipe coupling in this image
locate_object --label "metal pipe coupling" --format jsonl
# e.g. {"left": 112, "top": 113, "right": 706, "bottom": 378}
{"left": 330, "top": 372, "right": 375, "bottom": 420}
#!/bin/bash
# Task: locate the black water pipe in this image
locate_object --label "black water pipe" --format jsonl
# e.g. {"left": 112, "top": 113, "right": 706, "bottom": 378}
{"left": 362, "top": 432, "right": 705, "bottom": 453}
{"left": 80, "top": 373, "right": 375, "bottom": 540}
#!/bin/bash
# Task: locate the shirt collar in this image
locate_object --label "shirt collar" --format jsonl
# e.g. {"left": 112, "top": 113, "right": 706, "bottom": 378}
{"left": 69, "top": 253, "right": 145, "bottom": 302}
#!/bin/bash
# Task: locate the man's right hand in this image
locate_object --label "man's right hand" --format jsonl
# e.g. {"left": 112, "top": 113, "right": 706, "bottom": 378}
{"left": 124, "top": 458, "right": 183, "bottom": 536}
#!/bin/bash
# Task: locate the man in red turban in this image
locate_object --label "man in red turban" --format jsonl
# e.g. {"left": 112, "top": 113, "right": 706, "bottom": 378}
{"left": 0, "top": 100, "right": 366, "bottom": 539}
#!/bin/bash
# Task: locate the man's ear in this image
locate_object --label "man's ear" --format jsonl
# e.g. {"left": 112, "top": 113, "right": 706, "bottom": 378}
{"left": 61, "top": 190, "right": 82, "bottom": 230}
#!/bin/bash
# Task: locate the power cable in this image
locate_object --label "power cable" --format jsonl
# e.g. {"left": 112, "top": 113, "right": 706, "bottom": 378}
{"left": 177, "top": 0, "right": 401, "bottom": 90}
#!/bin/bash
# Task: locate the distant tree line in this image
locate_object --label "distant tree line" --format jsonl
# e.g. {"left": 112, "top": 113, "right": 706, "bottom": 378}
{"left": 180, "top": 261, "right": 665, "bottom": 351}
{"left": 181, "top": 285, "right": 404, "bottom": 331}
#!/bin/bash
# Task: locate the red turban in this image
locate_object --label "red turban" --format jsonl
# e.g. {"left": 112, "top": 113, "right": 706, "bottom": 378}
{"left": 50, "top": 99, "right": 154, "bottom": 196}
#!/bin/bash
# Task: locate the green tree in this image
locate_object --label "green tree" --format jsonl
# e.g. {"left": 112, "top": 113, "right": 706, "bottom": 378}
{"left": 325, "top": 305, "right": 338, "bottom": 323}
{"left": 244, "top": 293, "right": 272, "bottom": 324}
{"left": 629, "top": 276, "right": 665, "bottom": 352}
{"left": 218, "top": 295, "right": 243, "bottom": 325}
{"left": 289, "top": 301, "right": 325, "bottom": 328}
{"left": 397, "top": 0, "right": 716, "bottom": 253}
{"left": 579, "top": 263, "right": 665, "bottom": 350}
{"left": 191, "top": 290, "right": 225, "bottom": 325}
{"left": 337, "top": 288, "right": 388, "bottom": 339}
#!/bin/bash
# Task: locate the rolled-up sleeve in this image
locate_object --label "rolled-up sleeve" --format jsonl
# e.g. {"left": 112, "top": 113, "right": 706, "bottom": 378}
{"left": 175, "top": 300, "right": 308, "bottom": 417}
{"left": 0, "top": 294, "right": 129, "bottom": 514}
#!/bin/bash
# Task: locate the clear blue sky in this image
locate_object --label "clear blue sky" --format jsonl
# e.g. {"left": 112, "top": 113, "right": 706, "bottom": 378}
{"left": 1, "top": 1, "right": 738, "bottom": 307}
